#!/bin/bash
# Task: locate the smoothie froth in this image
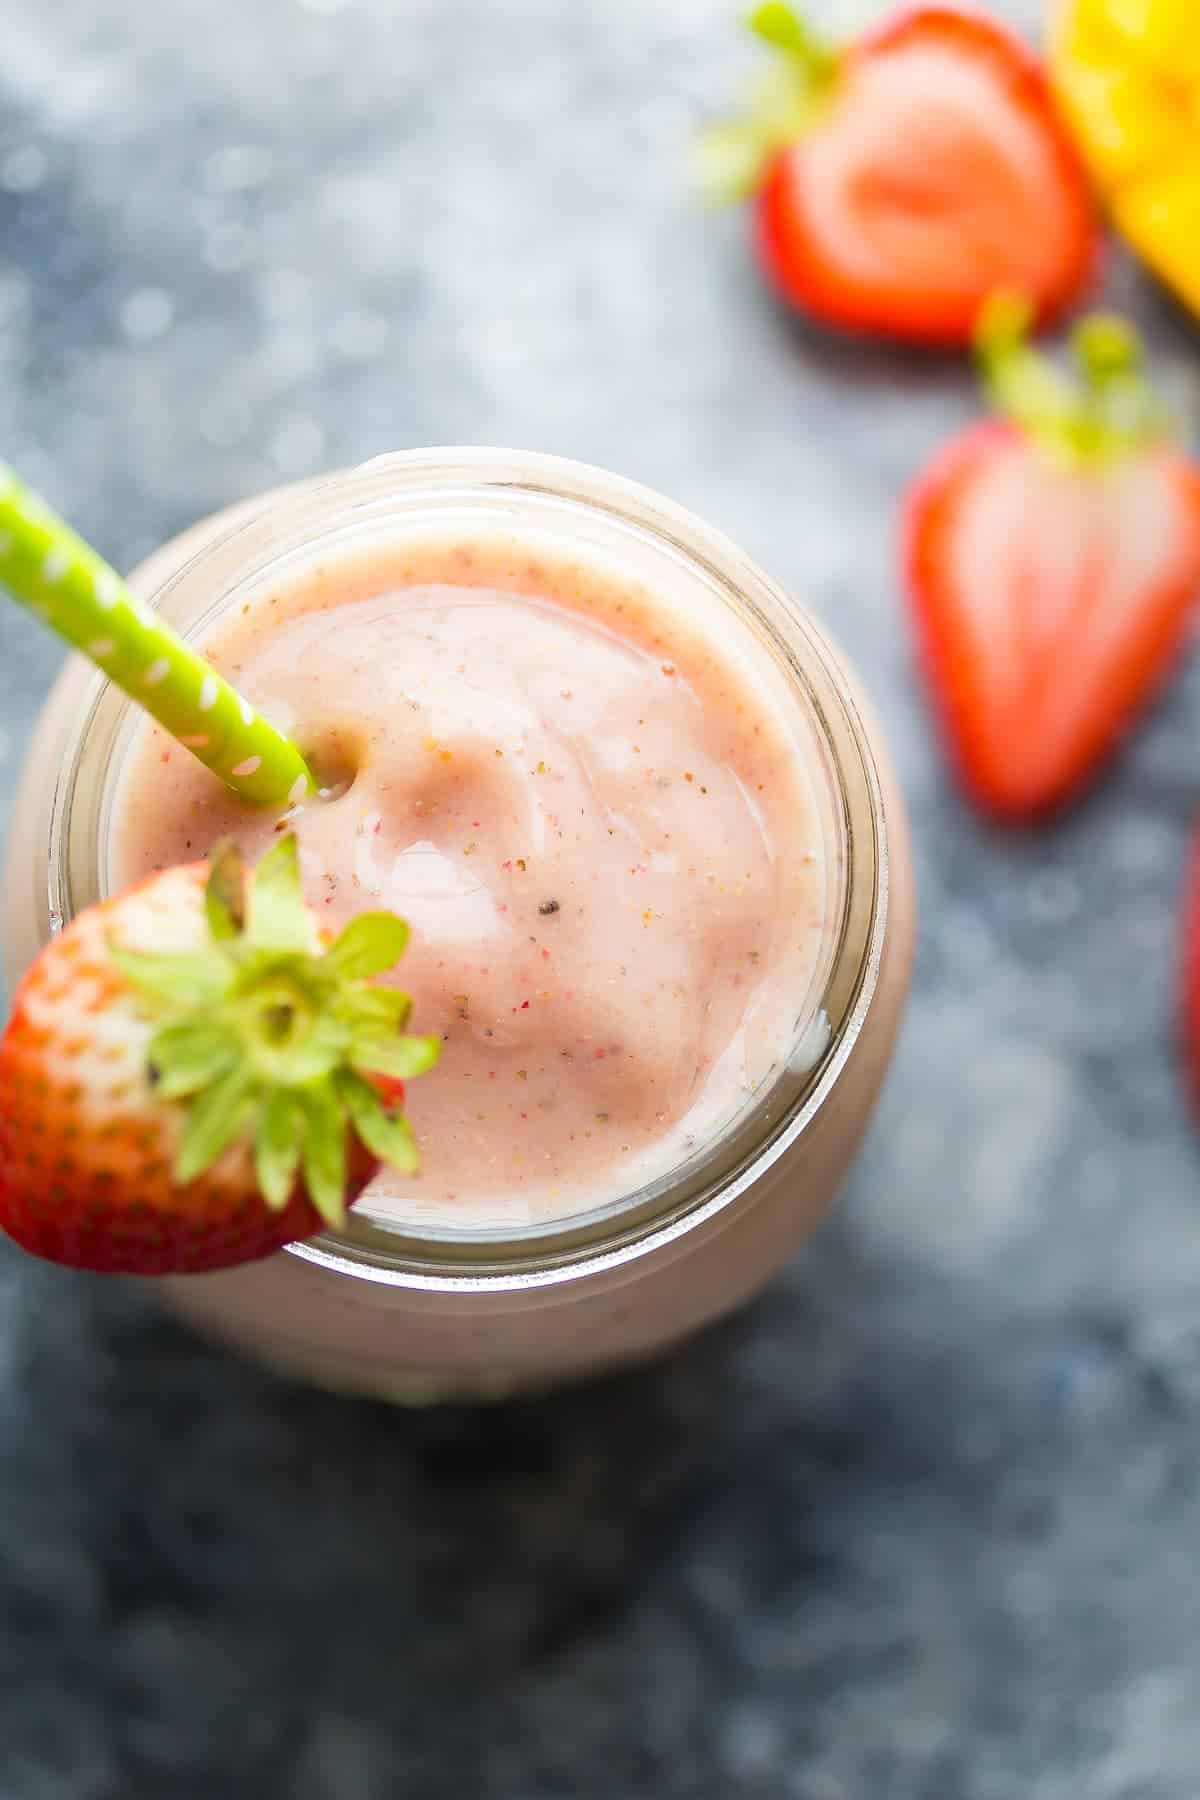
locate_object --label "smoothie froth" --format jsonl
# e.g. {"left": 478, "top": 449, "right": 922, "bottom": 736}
{"left": 112, "top": 531, "right": 831, "bottom": 1233}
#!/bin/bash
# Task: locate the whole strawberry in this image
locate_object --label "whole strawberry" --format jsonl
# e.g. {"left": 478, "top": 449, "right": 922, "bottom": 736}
{"left": 902, "top": 296, "right": 1200, "bottom": 821}
{"left": 698, "top": 3, "right": 1098, "bottom": 346}
{"left": 0, "top": 835, "right": 439, "bottom": 1274}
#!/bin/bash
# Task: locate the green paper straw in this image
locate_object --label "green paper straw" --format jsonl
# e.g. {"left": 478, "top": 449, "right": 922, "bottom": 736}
{"left": 0, "top": 462, "right": 314, "bottom": 808}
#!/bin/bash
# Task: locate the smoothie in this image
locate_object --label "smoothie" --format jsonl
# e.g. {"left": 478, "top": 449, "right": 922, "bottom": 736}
{"left": 111, "top": 533, "right": 830, "bottom": 1236}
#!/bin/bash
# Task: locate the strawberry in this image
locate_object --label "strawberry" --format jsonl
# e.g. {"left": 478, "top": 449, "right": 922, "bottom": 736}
{"left": 901, "top": 296, "right": 1200, "bottom": 822}
{"left": 0, "top": 835, "right": 440, "bottom": 1274}
{"left": 698, "top": 2, "right": 1099, "bottom": 345}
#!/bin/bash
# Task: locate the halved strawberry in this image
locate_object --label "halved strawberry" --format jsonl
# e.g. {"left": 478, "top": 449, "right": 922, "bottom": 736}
{"left": 698, "top": 3, "right": 1099, "bottom": 345}
{"left": 902, "top": 297, "right": 1200, "bottom": 821}
{"left": 0, "top": 835, "right": 440, "bottom": 1274}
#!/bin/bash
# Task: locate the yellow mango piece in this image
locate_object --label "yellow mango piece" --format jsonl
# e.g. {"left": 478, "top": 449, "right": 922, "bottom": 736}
{"left": 1114, "top": 156, "right": 1200, "bottom": 316}
{"left": 1103, "top": 0, "right": 1200, "bottom": 79}
{"left": 1048, "top": 0, "right": 1125, "bottom": 62}
{"left": 1051, "top": 0, "right": 1200, "bottom": 317}
{"left": 1052, "top": 52, "right": 1190, "bottom": 184}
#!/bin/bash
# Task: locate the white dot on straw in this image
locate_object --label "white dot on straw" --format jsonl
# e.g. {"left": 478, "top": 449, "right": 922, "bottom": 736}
{"left": 143, "top": 657, "right": 170, "bottom": 686}
{"left": 94, "top": 568, "right": 120, "bottom": 607}
{"left": 181, "top": 733, "right": 210, "bottom": 748}
{"left": 134, "top": 601, "right": 156, "bottom": 628}
{"left": 87, "top": 638, "right": 115, "bottom": 658}
{"left": 42, "top": 546, "right": 70, "bottom": 583}
{"left": 288, "top": 774, "right": 308, "bottom": 804}
{"left": 238, "top": 697, "right": 255, "bottom": 725}
{"left": 199, "top": 675, "right": 218, "bottom": 712}
{"left": 232, "top": 756, "right": 261, "bottom": 779}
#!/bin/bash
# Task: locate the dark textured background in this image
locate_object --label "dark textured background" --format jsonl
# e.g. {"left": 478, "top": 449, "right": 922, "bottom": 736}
{"left": 3, "top": 2, "right": 1200, "bottom": 1795}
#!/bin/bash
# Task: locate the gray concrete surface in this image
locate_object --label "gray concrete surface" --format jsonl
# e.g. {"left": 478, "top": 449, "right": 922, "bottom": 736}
{"left": 2, "top": 2, "right": 1200, "bottom": 1794}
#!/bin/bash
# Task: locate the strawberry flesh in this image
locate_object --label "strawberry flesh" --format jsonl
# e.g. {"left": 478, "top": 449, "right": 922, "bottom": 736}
{"left": 904, "top": 420, "right": 1200, "bottom": 820}
{"left": 756, "top": 7, "right": 1098, "bottom": 343}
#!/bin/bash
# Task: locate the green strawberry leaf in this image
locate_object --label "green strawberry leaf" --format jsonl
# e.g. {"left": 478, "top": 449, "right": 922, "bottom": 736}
{"left": 350, "top": 1031, "right": 442, "bottom": 1082}
{"left": 976, "top": 293, "right": 1173, "bottom": 464}
{"left": 255, "top": 1090, "right": 304, "bottom": 1211}
{"left": 113, "top": 833, "right": 439, "bottom": 1225}
{"left": 692, "top": 121, "right": 775, "bottom": 205}
{"left": 110, "top": 945, "right": 234, "bottom": 1008}
{"left": 1074, "top": 313, "right": 1140, "bottom": 385}
{"left": 175, "top": 1065, "right": 258, "bottom": 1184}
{"left": 696, "top": 5, "right": 838, "bottom": 205}
{"left": 204, "top": 840, "right": 246, "bottom": 941}
{"left": 339, "top": 986, "right": 414, "bottom": 1031}
{"left": 226, "top": 945, "right": 311, "bottom": 992}
{"left": 240, "top": 983, "right": 350, "bottom": 1085}
{"left": 324, "top": 912, "right": 410, "bottom": 981}
{"left": 749, "top": 1, "right": 818, "bottom": 56}
{"left": 246, "top": 834, "right": 314, "bottom": 953}
{"left": 148, "top": 1021, "right": 240, "bottom": 1098}
{"left": 298, "top": 1082, "right": 348, "bottom": 1227}
{"left": 1071, "top": 313, "right": 1173, "bottom": 447}
{"left": 337, "top": 1070, "right": 420, "bottom": 1174}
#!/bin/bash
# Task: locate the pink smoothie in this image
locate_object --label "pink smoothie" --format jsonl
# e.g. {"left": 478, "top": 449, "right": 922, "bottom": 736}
{"left": 112, "top": 533, "right": 830, "bottom": 1233}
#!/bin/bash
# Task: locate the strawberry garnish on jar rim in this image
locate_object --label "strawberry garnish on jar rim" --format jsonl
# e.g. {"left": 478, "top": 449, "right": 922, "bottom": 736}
{"left": 0, "top": 834, "right": 440, "bottom": 1275}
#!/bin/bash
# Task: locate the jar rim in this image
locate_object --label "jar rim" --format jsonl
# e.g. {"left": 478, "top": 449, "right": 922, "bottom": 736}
{"left": 46, "top": 448, "right": 892, "bottom": 1291}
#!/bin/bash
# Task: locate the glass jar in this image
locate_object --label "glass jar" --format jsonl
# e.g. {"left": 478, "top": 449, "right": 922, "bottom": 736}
{"left": 3, "top": 450, "right": 914, "bottom": 1401}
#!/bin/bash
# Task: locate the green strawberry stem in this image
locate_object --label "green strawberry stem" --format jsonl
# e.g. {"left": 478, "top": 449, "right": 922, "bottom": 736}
{"left": 974, "top": 293, "right": 1173, "bottom": 464}
{"left": 693, "top": 3, "right": 839, "bottom": 203}
{"left": 0, "top": 462, "right": 315, "bottom": 808}
{"left": 115, "top": 834, "right": 440, "bottom": 1225}
{"left": 747, "top": 1, "right": 832, "bottom": 62}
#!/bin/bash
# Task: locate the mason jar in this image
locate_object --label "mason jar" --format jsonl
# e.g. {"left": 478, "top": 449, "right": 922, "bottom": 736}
{"left": 3, "top": 450, "right": 914, "bottom": 1401}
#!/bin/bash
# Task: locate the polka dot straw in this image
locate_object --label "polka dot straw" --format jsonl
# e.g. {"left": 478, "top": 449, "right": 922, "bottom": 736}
{"left": 0, "top": 463, "right": 314, "bottom": 807}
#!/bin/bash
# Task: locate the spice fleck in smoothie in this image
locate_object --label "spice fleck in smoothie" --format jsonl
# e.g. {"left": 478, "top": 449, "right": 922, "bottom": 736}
{"left": 112, "top": 533, "right": 829, "bottom": 1234}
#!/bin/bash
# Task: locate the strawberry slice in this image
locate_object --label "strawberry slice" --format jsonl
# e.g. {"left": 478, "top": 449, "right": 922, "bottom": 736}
{"left": 699, "top": 2, "right": 1099, "bottom": 345}
{"left": 0, "top": 835, "right": 440, "bottom": 1275}
{"left": 902, "top": 297, "right": 1200, "bottom": 821}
